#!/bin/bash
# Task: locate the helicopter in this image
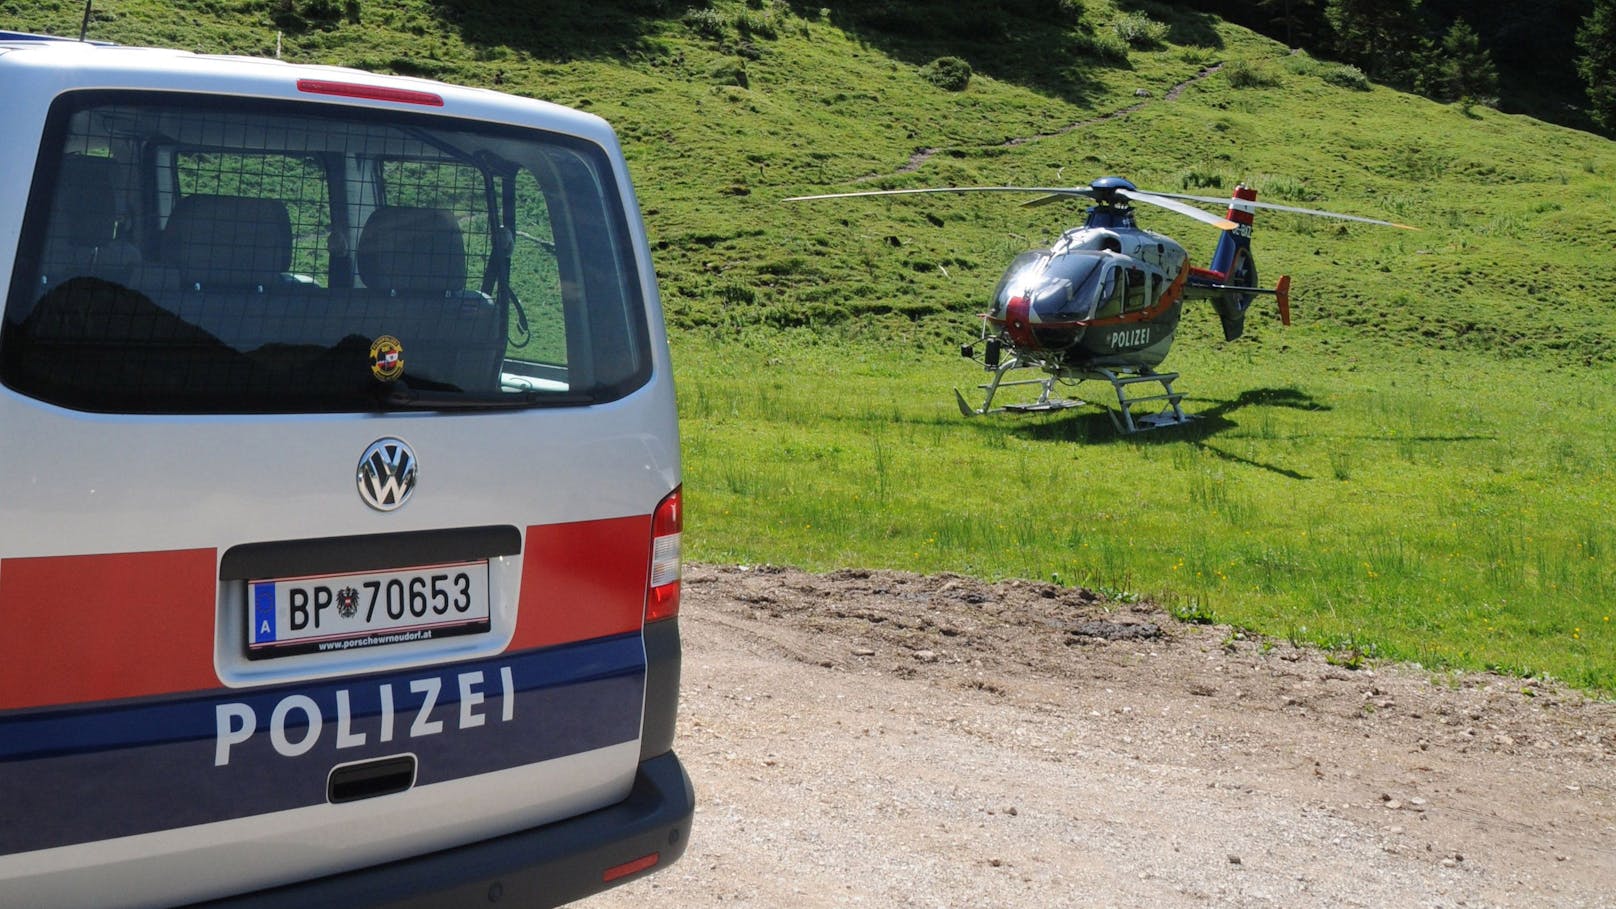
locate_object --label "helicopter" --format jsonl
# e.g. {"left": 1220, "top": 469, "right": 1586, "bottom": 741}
{"left": 787, "top": 177, "right": 1413, "bottom": 432}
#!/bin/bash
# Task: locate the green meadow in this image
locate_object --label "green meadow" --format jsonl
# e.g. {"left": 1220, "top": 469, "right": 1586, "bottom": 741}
{"left": 678, "top": 330, "right": 1616, "bottom": 690}
{"left": 8, "top": 0, "right": 1616, "bottom": 690}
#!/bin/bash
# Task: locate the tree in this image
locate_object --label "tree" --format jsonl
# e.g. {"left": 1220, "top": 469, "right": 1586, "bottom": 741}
{"left": 1432, "top": 20, "right": 1498, "bottom": 104}
{"left": 1324, "top": 0, "right": 1425, "bottom": 84}
{"left": 1576, "top": 0, "right": 1616, "bottom": 130}
{"left": 1253, "top": 0, "right": 1325, "bottom": 47}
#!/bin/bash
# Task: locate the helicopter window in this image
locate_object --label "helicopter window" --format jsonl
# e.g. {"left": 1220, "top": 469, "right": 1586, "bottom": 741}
{"left": 1094, "top": 266, "right": 1123, "bottom": 319}
{"left": 1122, "top": 267, "right": 1151, "bottom": 312}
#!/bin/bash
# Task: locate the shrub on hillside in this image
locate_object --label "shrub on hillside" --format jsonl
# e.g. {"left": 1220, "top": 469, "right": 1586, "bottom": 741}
{"left": 921, "top": 56, "right": 973, "bottom": 92}
{"left": 736, "top": 7, "right": 781, "bottom": 41}
{"left": 683, "top": 8, "right": 729, "bottom": 41}
{"left": 1320, "top": 63, "right": 1371, "bottom": 91}
{"left": 1070, "top": 30, "right": 1131, "bottom": 65}
{"left": 1224, "top": 59, "right": 1282, "bottom": 89}
{"left": 1113, "top": 12, "right": 1168, "bottom": 48}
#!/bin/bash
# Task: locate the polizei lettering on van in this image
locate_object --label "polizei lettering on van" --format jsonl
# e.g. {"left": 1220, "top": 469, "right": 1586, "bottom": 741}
{"left": 215, "top": 666, "right": 516, "bottom": 765}
{"left": 0, "top": 640, "right": 648, "bottom": 858}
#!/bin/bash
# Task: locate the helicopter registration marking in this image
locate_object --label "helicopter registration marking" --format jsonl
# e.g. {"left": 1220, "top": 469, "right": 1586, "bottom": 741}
{"left": 1110, "top": 327, "right": 1151, "bottom": 348}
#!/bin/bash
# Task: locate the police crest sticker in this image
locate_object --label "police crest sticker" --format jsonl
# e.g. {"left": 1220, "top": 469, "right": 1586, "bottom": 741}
{"left": 370, "top": 335, "right": 405, "bottom": 381}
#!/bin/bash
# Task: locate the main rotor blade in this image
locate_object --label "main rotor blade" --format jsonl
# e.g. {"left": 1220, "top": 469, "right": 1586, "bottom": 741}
{"left": 784, "top": 186, "right": 1094, "bottom": 203}
{"left": 1021, "top": 191, "right": 1091, "bottom": 208}
{"left": 1119, "top": 189, "right": 1238, "bottom": 231}
{"left": 1146, "top": 190, "right": 1418, "bottom": 230}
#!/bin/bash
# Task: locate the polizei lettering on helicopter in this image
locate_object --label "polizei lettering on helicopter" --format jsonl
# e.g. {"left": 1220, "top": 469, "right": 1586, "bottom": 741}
{"left": 214, "top": 666, "right": 517, "bottom": 765}
{"left": 1109, "top": 327, "right": 1152, "bottom": 349}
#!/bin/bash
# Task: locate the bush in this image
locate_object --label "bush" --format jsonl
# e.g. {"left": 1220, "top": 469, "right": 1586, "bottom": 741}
{"left": 683, "top": 8, "right": 728, "bottom": 40}
{"left": 920, "top": 56, "right": 972, "bottom": 92}
{"left": 1071, "top": 31, "right": 1131, "bottom": 65}
{"left": 736, "top": 8, "right": 781, "bottom": 41}
{"left": 1319, "top": 63, "right": 1371, "bottom": 91}
{"left": 1113, "top": 12, "right": 1168, "bottom": 48}
{"left": 1224, "top": 59, "right": 1282, "bottom": 89}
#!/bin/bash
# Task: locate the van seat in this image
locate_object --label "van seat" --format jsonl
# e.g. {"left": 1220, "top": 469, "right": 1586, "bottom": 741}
{"left": 39, "top": 155, "right": 140, "bottom": 288}
{"left": 357, "top": 206, "right": 467, "bottom": 294}
{"left": 159, "top": 194, "right": 294, "bottom": 291}
{"left": 349, "top": 206, "right": 503, "bottom": 392}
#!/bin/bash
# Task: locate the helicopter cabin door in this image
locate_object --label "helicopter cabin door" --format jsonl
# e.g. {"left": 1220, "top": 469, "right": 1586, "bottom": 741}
{"left": 1093, "top": 263, "right": 1173, "bottom": 366}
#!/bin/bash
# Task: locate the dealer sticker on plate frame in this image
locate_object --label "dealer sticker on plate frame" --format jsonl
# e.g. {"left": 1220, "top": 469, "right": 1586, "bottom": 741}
{"left": 247, "top": 561, "right": 491, "bottom": 659}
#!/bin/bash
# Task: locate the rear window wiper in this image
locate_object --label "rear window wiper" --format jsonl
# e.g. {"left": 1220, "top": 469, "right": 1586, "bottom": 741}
{"left": 375, "top": 381, "right": 593, "bottom": 411}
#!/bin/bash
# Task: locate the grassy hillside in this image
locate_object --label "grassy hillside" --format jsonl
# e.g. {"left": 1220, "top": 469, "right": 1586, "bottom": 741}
{"left": 8, "top": 0, "right": 1616, "bottom": 691}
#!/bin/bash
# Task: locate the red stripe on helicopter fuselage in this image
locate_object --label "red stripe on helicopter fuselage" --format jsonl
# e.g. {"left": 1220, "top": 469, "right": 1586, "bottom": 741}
{"left": 1003, "top": 295, "right": 1038, "bottom": 349}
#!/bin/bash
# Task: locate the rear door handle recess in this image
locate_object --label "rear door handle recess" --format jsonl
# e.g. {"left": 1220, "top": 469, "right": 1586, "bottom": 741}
{"left": 329, "top": 754, "right": 417, "bottom": 804}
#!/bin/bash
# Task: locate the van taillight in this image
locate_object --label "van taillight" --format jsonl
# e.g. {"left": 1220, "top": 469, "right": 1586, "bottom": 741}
{"left": 646, "top": 486, "right": 681, "bottom": 623}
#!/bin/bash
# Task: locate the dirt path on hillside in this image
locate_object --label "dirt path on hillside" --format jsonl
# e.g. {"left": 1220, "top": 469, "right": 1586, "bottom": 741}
{"left": 585, "top": 564, "right": 1616, "bottom": 908}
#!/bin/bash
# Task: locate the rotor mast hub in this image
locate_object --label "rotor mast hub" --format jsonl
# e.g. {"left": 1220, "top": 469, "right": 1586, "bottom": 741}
{"left": 1083, "top": 176, "right": 1139, "bottom": 229}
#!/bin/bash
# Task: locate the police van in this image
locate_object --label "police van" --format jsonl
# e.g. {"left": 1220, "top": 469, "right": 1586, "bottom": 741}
{"left": 0, "top": 31, "right": 690, "bottom": 908}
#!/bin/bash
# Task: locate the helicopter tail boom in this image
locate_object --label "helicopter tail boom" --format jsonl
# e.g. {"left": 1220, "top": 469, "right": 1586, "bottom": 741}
{"left": 1183, "top": 274, "right": 1293, "bottom": 329}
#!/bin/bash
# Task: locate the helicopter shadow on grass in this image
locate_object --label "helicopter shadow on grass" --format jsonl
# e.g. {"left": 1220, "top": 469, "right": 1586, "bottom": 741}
{"left": 1006, "top": 387, "right": 1329, "bottom": 480}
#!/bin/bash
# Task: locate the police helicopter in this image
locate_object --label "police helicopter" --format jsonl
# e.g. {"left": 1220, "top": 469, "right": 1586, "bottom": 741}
{"left": 787, "top": 177, "right": 1413, "bottom": 432}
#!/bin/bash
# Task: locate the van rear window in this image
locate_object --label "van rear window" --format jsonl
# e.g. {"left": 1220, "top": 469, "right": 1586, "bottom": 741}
{"left": 2, "top": 91, "right": 652, "bottom": 413}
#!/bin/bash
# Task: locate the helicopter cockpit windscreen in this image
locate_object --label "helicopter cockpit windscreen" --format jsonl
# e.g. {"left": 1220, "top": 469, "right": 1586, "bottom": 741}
{"left": 991, "top": 249, "right": 1116, "bottom": 324}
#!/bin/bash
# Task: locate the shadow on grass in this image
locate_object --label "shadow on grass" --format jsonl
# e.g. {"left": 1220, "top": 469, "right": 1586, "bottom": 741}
{"left": 1113, "top": 1, "right": 1224, "bottom": 50}
{"left": 1005, "top": 386, "right": 1328, "bottom": 479}
{"left": 782, "top": 0, "right": 1115, "bottom": 106}
{"left": 431, "top": 0, "right": 708, "bottom": 61}
{"left": 431, "top": 0, "right": 1109, "bottom": 103}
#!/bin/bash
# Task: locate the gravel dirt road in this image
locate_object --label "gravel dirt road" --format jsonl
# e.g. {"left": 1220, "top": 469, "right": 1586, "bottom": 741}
{"left": 585, "top": 564, "right": 1616, "bottom": 908}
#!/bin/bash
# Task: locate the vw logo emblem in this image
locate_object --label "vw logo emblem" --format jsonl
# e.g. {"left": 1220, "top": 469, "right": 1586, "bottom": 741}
{"left": 357, "top": 438, "right": 418, "bottom": 512}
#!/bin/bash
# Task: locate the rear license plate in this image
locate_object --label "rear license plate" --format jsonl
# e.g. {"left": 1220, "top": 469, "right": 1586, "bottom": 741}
{"left": 247, "top": 561, "right": 490, "bottom": 659}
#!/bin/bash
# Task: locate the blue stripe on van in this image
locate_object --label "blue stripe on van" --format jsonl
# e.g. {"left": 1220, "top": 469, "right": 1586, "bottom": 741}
{"left": 0, "top": 634, "right": 645, "bottom": 856}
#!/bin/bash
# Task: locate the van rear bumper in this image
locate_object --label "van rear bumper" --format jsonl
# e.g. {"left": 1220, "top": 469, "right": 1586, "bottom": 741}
{"left": 187, "top": 751, "right": 694, "bottom": 909}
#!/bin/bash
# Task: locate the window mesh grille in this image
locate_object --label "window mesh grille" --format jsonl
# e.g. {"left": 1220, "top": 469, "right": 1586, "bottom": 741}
{"left": 1, "top": 93, "right": 653, "bottom": 414}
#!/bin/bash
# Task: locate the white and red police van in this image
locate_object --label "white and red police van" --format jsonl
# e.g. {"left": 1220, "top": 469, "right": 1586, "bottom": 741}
{"left": 0, "top": 31, "right": 689, "bottom": 908}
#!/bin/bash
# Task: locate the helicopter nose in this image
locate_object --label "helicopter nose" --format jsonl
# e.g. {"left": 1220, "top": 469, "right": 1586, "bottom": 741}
{"left": 1002, "top": 295, "right": 1040, "bottom": 349}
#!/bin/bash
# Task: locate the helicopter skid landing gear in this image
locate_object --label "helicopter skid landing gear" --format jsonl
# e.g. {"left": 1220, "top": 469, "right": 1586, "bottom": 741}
{"left": 1095, "top": 367, "right": 1195, "bottom": 434}
{"left": 955, "top": 358, "right": 1088, "bottom": 417}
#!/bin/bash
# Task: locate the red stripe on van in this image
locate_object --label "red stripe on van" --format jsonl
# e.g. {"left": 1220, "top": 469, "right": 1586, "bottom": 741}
{"left": 0, "top": 549, "right": 218, "bottom": 710}
{"left": 511, "top": 516, "right": 650, "bottom": 652}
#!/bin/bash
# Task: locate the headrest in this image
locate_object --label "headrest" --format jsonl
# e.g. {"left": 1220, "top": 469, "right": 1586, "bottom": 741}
{"left": 357, "top": 207, "right": 467, "bottom": 293}
{"left": 49, "top": 155, "right": 121, "bottom": 247}
{"left": 161, "top": 194, "right": 292, "bottom": 288}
